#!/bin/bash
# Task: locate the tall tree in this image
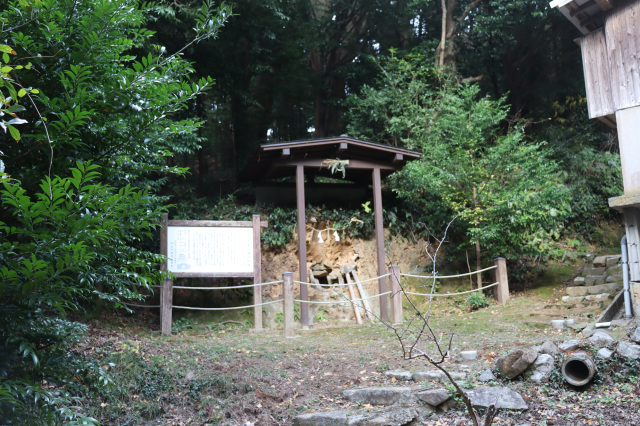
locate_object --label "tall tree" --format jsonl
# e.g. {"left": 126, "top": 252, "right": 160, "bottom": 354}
{"left": 0, "top": 0, "right": 230, "bottom": 421}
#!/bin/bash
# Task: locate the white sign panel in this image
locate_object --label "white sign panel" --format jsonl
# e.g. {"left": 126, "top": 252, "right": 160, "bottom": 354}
{"left": 167, "top": 226, "right": 254, "bottom": 274}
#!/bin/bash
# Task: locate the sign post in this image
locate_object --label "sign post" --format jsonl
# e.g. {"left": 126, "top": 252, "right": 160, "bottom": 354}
{"left": 160, "top": 214, "right": 267, "bottom": 335}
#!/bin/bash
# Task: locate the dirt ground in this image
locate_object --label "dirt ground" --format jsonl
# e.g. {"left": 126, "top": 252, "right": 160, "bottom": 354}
{"left": 79, "top": 270, "right": 640, "bottom": 425}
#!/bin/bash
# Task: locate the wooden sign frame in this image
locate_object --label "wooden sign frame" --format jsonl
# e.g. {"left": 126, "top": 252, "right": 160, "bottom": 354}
{"left": 160, "top": 213, "right": 267, "bottom": 335}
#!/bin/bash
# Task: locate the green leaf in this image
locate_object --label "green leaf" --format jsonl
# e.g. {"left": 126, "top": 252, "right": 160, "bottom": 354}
{"left": 7, "top": 125, "right": 20, "bottom": 141}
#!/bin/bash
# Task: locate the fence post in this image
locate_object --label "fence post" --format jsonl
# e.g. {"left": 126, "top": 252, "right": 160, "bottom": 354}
{"left": 390, "top": 265, "right": 403, "bottom": 324}
{"left": 161, "top": 278, "right": 173, "bottom": 335}
{"left": 160, "top": 213, "right": 173, "bottom": 335}
{"left": 283, "top": 272, "right": 295, "bottom": 338}
{"left": 494, "top": 258, "right": 509, "bottom": 304}
{"left": 252, "top": 214, "right": 263, "bottom": 330}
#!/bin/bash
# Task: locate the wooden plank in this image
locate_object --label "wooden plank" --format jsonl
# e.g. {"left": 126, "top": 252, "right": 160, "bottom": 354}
{"left": 581, "top": 29, "right": 615, "bottom": 118}
{"left": 351, "top": 271, "right": 374, "bottom": 322}
{"left": 252, "top": 215, "right": 263, "bottom": 330}
{"left": 346, "top": 273, "right": 363, "bottom": 324}
{"left": 605, "top": 0, "right": 640, "bottom": 110}
{"left": 167, "top": 220, "right": 267, "bottom": 227}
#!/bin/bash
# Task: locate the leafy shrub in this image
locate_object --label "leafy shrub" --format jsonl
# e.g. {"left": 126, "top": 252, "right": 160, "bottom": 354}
{"left": 466, "top": 292, "right": 488, "bottom": 311}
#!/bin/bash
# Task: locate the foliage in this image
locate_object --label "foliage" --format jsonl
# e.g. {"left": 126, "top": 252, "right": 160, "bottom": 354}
{"left": 347, "top": 52, "right": 572, "bottom": 260}
{"left": 0, "top": 0, "right": 230, "bottom": 422}
{"left": 534, "top": 95, "right": 622, "bottom": 239}
{"left": 466, "top": 292, "right": 488, "bottom": 311}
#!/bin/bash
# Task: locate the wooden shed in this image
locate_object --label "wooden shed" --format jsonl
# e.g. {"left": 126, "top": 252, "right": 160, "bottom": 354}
{"left": 552, "top": 0, "right": 640, "bottom": 315}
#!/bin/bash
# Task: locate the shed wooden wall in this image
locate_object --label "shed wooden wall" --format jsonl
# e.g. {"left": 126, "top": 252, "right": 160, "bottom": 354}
{"left": 581, "top": 0, "right": 640, "bottom": 118}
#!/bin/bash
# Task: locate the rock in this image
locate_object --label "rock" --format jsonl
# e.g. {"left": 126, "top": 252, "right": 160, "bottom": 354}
{"left": 632, "top": 327, "right": 640, "bottom": 344}
{"left": 605, "top": 255, "right": 622, "bottom": 267}
{"left": 566, "top": 287, "right": 588, "bottom": 297}
{"left": 606, "top": 264, "right": 623, "bottom": 275}
{"left": 347, "top": 408, "right": 417, "bottom": 426}
{"left": 583, "top": 266, "right": 606, "bottom": 276}
{"left": 495, "top": 348, "right": 538, "bottom": 380}
{"left": 558, "top": 339, "right": 581, "bottom": 352}
{"left": 587, "top": 283, "right": 621, "bottom": 294}
{"left": 617, "top": 341, "right": 640, "bottom": 360}
{"left": 467, "top": 386, "right": 528, "bottom": 410}
{"left": 593, "top": 256, "right": 608, "bottom": 267}
{"left": 294, "top": 411, "right": 348, "bottom": 426}
{"left": 412, "top": 371, "right": 466, "bottom": 383}
{"left": 417, "top": 388, "right": 450, "bottom": 406}
{"left": 606, "top": 275, "right": 623, "bottom": 283}
{"left": 584, "top": 293, "right": 610, "bottom": 303}
{"left": 478, "top": 369, "right": 496, "bottom": 382}
{"left": 573, "top": 276, "right": 586, "bottom": 286}
{"left": 340, "top": 264, "right": 357, "bottom": 275}
{"left": 536, "top": 341, "right": 559, "bottom": 356}
{"left": 311, "top": 261, "right": 333, "bottom": 278}
{"left": 584, "top": 275, "right": 606, "bottom": 286}
{"left": 530, "top": 354, "right": 554, "bottom": 383}
{"left": 384, "top": 370, "right": 413, "bottom": 381}
{"left": 562, "top": 295, "right": 584, "bottom": 305}
{"left": 587, "top": 331, "right": 615, "bottom": 348}
{"left": 596, "top": 348, "right": 614, "bottom": 359}
{"left": 460, "top": 350, "right": 478, "bottom": 360}
{"left": 342, "top": 387, "right": 417, "bottom": 406}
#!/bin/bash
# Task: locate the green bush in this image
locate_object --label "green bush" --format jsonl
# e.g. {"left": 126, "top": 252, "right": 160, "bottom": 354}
{"left": 466, "top": 292, "right": 488, "bottom": 311}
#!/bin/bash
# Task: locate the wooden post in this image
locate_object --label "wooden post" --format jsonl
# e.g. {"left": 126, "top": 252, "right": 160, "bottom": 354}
{"left": 296, "top": 164, "right": 309, "bottom": 328}
{"left": 390, "top": 265, "right": 403, "bottom": 324}
{"left": 346, "top": 273, "right": 363, "bottom": 324}
{"left": 283, "top": 272, "right": 295, "bottom": 338}
{"left": 252, "top": 214, "right": 263, "bottom": 330}
{"left": 493, "top": 258, "right": 509, "bottom": 304}
{"left": 372, "top": 167, "right": 388, "bottom": 321}
{"left": 160, "top": 213, "right": 173, "bottom": 335}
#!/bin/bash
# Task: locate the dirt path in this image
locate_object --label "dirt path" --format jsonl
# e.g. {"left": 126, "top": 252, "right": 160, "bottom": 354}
{"left": 81, "top": 282, "right": 640, "bottom": 425}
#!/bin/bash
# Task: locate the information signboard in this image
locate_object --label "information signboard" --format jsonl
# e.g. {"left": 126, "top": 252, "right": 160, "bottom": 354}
{"left": 167, "top": 226, "right": 253, "bottom": 274}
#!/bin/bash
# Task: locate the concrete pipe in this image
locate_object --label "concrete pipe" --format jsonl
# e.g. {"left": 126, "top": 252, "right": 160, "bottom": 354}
{"left": 561, "top": 352, "right": 596, "bottom": 386}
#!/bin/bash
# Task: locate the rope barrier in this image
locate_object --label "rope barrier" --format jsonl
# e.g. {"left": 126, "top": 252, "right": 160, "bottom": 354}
{"left": 404, "top": 281, "right": 500, "bottom": 297}
{"left": 400, "top": 265, "right": 497, "bottom": 280}
{"left": 173, "top": 299, "right": 284, "bottom": 311}
{"left": 121, "top": 302, "right": 161, "bottom": 308}
{"left": 293, "top": 273, "right": 392, "bottom": 287}
{"left": 294, "top": 291, "right": 392, "bottom": 305}
{"left": 172, "top": 280, "right": 283, "bottom": 291}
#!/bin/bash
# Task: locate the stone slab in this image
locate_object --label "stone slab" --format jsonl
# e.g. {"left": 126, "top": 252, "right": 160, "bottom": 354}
{"left": 585, "top": 275, "right": 606, "bottom": 286}
{"left": 587, "top": 283, "right": 621, "bottom": 295}
{"left": 412, "top": 371, "right": 466, "bottom": 383}
{"left": 294, "top": 411, "right": 348, "bottom": 426}
{"left": 467, "top": 386, "right": 528, "bottom": 410}
{"left": 342, "top": 387, "right": 417, "bottom": 406}
{"left": 566, "top": 287, "right": 588, "bottom": 297}
{"left": 583, "top": 266, "right": 606, "bottom": 276}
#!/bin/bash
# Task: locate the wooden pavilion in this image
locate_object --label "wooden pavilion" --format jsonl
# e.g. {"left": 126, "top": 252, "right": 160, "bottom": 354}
{"left": 240, "top": 136, "right": 422, "bottom": 326}
{"left": 551, "top": 0, "right": 640, "bottom": 316}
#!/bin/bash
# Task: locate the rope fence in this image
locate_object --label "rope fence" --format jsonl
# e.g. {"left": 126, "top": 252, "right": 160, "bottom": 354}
{"left": 156, "top": 258, "right": 509, "bottom": 338}
{"left": 173, "top": 280, "right": 282, "bottom": 291}
{"left": 173, "top": 299, "right": 284, "bottom": 311}
{"left": 293, "top": 291, "right": 392, "bottom": 305}
{"left": 404, "top": 281, "right": 500, "bottom": 297}
{"left": 400, "top": 264, "right": 497, "bottom": 280}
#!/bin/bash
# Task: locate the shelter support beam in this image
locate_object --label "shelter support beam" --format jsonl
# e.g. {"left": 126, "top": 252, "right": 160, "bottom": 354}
{"left": 252, "top": 214, "right": 263, "bottom": 330}
{"left": 296, "top": 165, "right": 309, "bottom": 327}
{"left": 373, "top": 167, "right": 388, "bottom": 321}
